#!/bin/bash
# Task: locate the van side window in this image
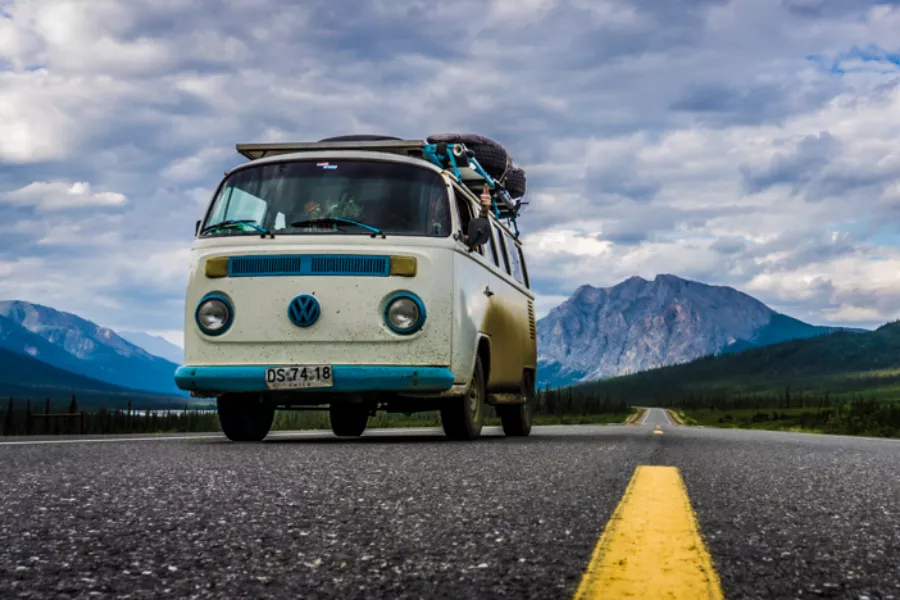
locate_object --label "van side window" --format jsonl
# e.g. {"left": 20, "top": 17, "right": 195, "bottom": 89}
{"left": 494, "top": 223, "right": 511, "bottom": 275}
{"left": 454, "top": 187, "right": 471, "bottom": 234}
{"left": 486, "top": 222, "right": 500, "bottom": 268}
{"left": 453, "top": 185, "right": 483, "bottom": 256}
{"left": 517, "top": 244, "right": 530, "bottom": 288}
{"left": 503, "top": 231, "right": 527, "bottom": 286}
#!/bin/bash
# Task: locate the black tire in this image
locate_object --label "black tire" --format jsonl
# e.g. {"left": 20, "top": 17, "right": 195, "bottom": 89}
{"left": 497, "top": 372, "right": 534, "bottom": 437}
{"left": 217, "top": 394, "right": 275, "bottom": 442}
{"left": 504, "top": 166, "right": 527, "bottom": 199}
{"left": 441, "top": 356, "right": 486, "bottom": 440}
{"left": 426, "top": 133, "right": 513, "bottom": 181}
{"left": 329, "top": 403, "right": 369, "bottom": 437}
{"left": 318, "top": 134, "right": 402, "bottom": 142}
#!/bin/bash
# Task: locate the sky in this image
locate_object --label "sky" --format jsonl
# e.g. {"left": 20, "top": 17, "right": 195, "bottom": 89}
{"left": 2, "top": 0, "right": 900, "bottom": 348}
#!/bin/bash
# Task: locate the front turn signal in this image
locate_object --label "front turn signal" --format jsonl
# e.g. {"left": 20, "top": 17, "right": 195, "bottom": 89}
{"left": 389, "top": 256, "right": 417, "bottom": 277}
{"left": 205, "top": 257, "right": 229, "bottom": 278}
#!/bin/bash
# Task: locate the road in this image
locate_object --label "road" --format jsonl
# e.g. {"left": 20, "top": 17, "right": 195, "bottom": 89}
{"left": 1, "top": 409, "right": 898, "bottom": 599}
{"left": 639, "top": 405, "right": 672, "bottom": 426}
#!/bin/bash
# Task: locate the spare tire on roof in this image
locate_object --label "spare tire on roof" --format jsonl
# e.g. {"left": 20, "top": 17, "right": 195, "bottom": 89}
{"left": 426, "top": 133, "right": 516, "bottom": 183}
{"left": 318, "top": 134, "right": 402, "bottom": 142}
{"left": 503, "top": 166, "right": 527, "bottom": 199}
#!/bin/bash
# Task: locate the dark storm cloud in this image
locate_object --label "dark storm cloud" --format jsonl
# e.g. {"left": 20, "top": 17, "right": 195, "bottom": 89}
{"left": 740, "top": 131, "right": 843, "bottom": 194}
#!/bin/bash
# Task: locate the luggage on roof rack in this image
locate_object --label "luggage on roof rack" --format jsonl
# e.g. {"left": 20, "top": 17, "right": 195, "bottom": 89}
{"left": 234, "top": 134, "right": 529, "bottom": 226}
{"left": 425, "top": 133, "right": 526, "bottom": 199}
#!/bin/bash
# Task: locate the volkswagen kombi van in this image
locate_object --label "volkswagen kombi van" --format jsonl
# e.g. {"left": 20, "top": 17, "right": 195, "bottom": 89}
{"left": 174, "top": 135, "right": 537, "bottom": 442}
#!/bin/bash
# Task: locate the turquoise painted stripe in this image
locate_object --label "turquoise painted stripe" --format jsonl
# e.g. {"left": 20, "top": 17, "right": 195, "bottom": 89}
{"left": 174, "top": 365, "right": 454, "bottom": 393}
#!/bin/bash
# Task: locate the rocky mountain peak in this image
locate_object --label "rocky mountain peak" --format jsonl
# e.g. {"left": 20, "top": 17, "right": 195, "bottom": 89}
{"left": 536, "top": 274, "right": 841, "bottom": 388}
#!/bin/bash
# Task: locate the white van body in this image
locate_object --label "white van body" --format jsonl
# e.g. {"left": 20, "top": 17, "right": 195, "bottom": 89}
{"left": 176, "top": 142, "right": 536, "bottom": 440}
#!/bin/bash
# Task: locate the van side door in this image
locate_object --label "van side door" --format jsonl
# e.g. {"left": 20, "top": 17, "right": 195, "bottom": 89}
{"left": 449, "top": 182, "right": 493, "bottom": 385}
{"left": 479, "top": 219, "right": 529, "bottom": 390}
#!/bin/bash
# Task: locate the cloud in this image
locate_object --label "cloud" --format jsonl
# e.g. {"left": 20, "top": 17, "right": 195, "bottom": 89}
{"left": 533, "top": 294, "right": 571, "bottom": 320}
{"left": 740, "top": 130, "right": 843, "bottom": 194}
{"left": 1, "top": 181, "right": 127, "bottom": 211}
{"left": 2, "top": 0, "right": 900, "bottom": 337}
{"left": 710, "top": 236, "right": 747, "bottom": 254}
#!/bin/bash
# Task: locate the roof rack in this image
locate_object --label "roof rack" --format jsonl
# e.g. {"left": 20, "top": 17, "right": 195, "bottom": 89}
{"left": 236, "top": 139, "right": 428, "bottom": 161}
{"left": 234, "top": 138, "right": 527, "bottom": 233}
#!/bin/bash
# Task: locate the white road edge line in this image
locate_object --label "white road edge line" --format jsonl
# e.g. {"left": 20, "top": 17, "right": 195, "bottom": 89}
{"left": 0, "top": 429, "right": 437, "bottom": 446}
{"left": 661, "top": 408, "right": 673, "bottom": 426}
{"left": 3, "top": 421, "right": 897, "bottom": 446}
{"left": 0, "top": 426, "right": 467, "bottom": 447}
{"left": 639, "top": 408, "right": 651, "bottom": 426}
{"left": 0, "top": 434, "right": 224, "bottom": 446}
{"left": 0, "top": 423, "right": 632, "bottom": 447}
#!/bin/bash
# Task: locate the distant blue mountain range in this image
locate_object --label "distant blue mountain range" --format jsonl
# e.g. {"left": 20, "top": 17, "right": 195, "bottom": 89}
{"left": 118, "top": 331, "right": 184, "bottom": 365}
{"left": 0, "top": 300, "right": 188, "bottom": 404}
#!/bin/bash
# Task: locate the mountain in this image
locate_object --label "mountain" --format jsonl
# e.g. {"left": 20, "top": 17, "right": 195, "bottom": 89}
{"left": 0, "top": 313, "right": 92, "bottom": 375}
{"left": 0, "top": 301, "right": 186, "bottom": 397}
{"left": 572, "top": 320, "right": 900, "bottom": 402}
{"left": 0, "top": 346, "right": 186, "bottom": 409}
{"left": 536, "top": 274, "right": 864, "bottom": 388}
{"left": 118, "top": 331, "right": 184, "bottom": 365}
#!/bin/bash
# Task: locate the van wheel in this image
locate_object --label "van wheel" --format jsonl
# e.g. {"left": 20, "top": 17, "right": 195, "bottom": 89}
{"left": 497, "top": 372, "right": 534, "bottom": 437}
{"left": 217, "top": 394, "right": 275, "bottom": 442}
{"left": 330, "top": 403, "right": 369, "bottom": 437}
{"left": 441, "top": 356, "right": 486, "bottom": 440}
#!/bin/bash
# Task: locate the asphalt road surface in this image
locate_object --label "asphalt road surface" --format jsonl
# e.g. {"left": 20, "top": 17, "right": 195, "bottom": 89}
{"left": 1, "top": 409, "right": 898, "bottom": 599}
{"left": 639, "top": 405, "right": 672, "bottom": 427}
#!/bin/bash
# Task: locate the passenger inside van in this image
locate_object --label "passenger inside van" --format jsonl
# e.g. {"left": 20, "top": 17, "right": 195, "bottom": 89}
{"left": 461, "top": 184, "right": 493, "bottom": 247}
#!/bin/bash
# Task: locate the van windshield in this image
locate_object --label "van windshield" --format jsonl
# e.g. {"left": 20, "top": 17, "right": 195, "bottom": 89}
{"left": 200, "top": 159, "right": 451, "bottom": 238}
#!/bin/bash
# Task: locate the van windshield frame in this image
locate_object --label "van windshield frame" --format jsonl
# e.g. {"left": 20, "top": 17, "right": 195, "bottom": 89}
{"left": 199, "top": 158, "right": 452, "bottom": 239}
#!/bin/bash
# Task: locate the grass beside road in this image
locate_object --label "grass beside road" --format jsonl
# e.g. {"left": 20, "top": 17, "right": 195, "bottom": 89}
{"left": 678, "top": 407, "right": 824, "bottom": 432}
{"left": 518, "top": 411, "right": 634, "bottom": 426}
{"left": 665, "top": 409, "right": 687, "bottom": 425}
{"left": 678, "top": 400, "right": 900, "bottom": 438}
{"left": 624, "top": 408, "right": 647, "bottom": 425}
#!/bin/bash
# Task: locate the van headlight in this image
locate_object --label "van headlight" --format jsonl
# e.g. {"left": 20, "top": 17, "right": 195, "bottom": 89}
{"left": 195, "top": 293, "right": 233, "bottom": 336}
{"left": 384, "top": 293, "right": 426, "bottom": 334}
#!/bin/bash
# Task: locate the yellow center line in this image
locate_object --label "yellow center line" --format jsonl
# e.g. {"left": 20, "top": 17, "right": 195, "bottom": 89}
{"left": 572, "top": 466, "right": 724, "bottom": 599}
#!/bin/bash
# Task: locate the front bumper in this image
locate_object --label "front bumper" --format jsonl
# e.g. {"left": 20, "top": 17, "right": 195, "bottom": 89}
{"left": 174, "top": 365, "right": 455, "bottom": 394}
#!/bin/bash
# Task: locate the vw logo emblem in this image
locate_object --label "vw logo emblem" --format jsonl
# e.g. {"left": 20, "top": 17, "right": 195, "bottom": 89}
{"left": 288, "top": 294, "right": 321, "bottom": 328}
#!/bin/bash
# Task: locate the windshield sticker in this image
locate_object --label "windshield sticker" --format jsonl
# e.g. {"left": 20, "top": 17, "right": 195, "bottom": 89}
{"left": 316, "top": 162, "right": 338, "bottom": 170}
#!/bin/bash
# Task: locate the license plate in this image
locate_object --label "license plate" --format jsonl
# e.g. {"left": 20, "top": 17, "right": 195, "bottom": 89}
{"left": 264, "top": 365, "right": 333, "bottom": 389}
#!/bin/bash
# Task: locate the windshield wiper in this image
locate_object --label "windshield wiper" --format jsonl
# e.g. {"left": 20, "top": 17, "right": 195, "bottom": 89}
{"left": 289, "top": 217, "right": 386, "bottom": 239}
{"left": 199, "top": 219, "right": 274, "bottom": 238}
